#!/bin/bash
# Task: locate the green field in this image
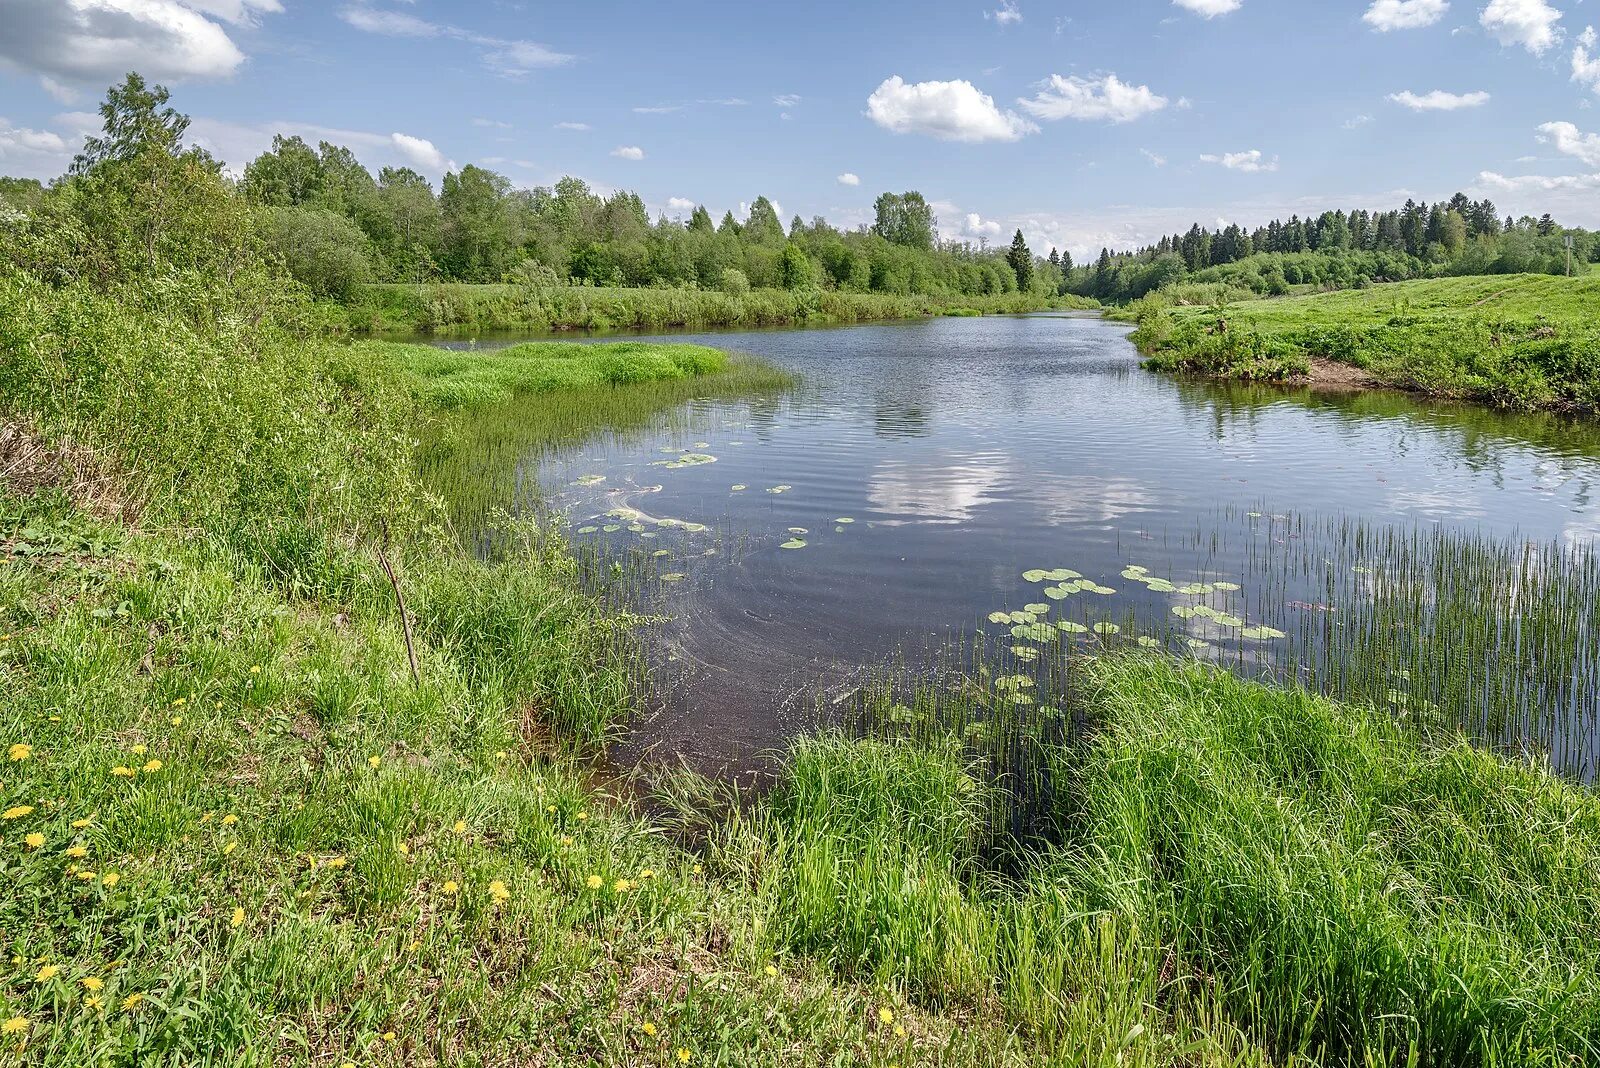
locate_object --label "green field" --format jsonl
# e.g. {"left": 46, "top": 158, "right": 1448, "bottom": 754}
{"left": 1129, "top": 274, "right": 1600, "bottom": 413}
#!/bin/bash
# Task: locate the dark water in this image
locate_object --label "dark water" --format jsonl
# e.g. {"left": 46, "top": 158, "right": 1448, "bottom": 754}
{"left": 431, "top": 314, "right": 1600, "bottom": 776}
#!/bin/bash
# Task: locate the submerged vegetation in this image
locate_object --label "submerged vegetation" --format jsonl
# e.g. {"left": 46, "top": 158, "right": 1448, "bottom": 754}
{"left": 4, "top": 72, "right": 1600, "bottom": 1066}
{"left": 1129, "top": 274, "right": 1600, "bottom": 412}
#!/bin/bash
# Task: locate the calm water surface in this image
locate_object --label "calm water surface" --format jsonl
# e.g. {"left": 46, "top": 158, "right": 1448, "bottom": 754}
{"left": 432, "top": 314, "right": 1600, "bottom": 775}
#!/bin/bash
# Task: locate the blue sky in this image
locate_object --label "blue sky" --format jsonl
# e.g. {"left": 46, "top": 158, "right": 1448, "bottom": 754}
{"left": 2, "top": 0, "right": 1598, "bottom": 256}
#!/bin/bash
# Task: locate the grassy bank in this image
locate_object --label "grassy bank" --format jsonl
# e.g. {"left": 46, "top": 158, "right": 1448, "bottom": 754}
{"left": 1128, "top": 274, "right": 1600, "bottom": 412}
{"left": 343, "top": 282, "right": 1096, "bottom": 335}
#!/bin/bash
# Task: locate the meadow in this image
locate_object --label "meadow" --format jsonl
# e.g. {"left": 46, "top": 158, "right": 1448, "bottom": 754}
{"left": 342, "top": 282, "right": 1096, "bottom": 335}
{"left": 1126, "top": 274, "right": 1600, "bottom": 413}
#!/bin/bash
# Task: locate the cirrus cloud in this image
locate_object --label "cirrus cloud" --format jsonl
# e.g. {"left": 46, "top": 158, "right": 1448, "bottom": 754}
{"left": 1363, "top": 0, "right": 1449, "bottom": 31}
{"left": 865, "top": 75, "right": 1037, "bottom": 142}
{"left": 1017, "top": 73, "right": 1168, "bottom": 124}
{"left": 338, "top": 3, "right": 573, "bottom": 76}
{"left": 1387, "top": 89, "right": 1491, "bottom": 110}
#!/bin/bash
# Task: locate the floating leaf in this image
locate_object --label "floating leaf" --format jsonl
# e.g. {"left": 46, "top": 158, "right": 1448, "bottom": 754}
{"left": 766, "top": 485, "right": 792, "bottom": 494}
{"left": 661, "top": 573, "right": 686, "bottom": 583}
{"left": 1010, "top": 646, "right": 1040, "bottom": 662}
{"left": 1124, "top": 565, "right": 1149, "bottom": 575}
{"left": 602, "top": 524, "right": 621, "bottom": 533}
{"left": 731, "top": 485, "right": 748, "bottom": 492}
{"left": 1093, "top": 622, "right": 1121, "bottom": 635}
{"left": 1175, "top": 583, "right": 1213, "bottom": 596}
{"left": 1043, "top": 585, "right": 1073, "bottom": 601}
{"left": 1022, "top": 569, "right": 1050, "bottom": 583}
{"left": 1024, "top": 603, "right": 1050, "bottom": 616}
{"left": 650, "top": 452, "right": 718, "bottom": 470}
{"left": 987, "top": 611, "right": 1013, "bottom": 625}
{"left": 1086, "top": 584, "right": 1117, "bottom": 596}
{"left": 1146, "top": 579, "right": 1177, "bottom": 593}
{"left": 1241, "top": 625, "right": 1287, "bottom": 640}
{"left": 780, "top": 538, "right": 807, "bottom": 550}
{"left": 1185, "top": 638, "right": 1212, "bottom": 650}
{"left": 1046, "top": 568, "right": 1082, "bottom": 581}
{"left": 576, "top": 526, "right": 599, "bottom": 534}
{"left": 1213, "top": 581, "right": 1242, "bottom": 591}
{"left": 1057, "top": 621, "right": 1089, "bottom": 634}
{"left": 834, "top": 517, "right": 855, "bottom": 524}
{"left": 683, "top": 523, "right": 710, "bottom": 533}
{"left": 1172, "top": 606, "right": 1199, "bottom": 620}
{"left": 1137, "top": 636, "right": 1161, "bottom": 649}
{"left": 627, "top": 523, "right": 646, "bottom": 533}
{"left": 1008, "top": 610, "right": 1036, "bottom": 625}
{"left": 995, "top": 675, "right": 1034, "bottom": 692}
{"left": 1011, "top": 623, "right": 1058, "bottom": 643}
{"left": 692, "top": 442, "right": 710, "bottom": 449}
{"left": 787, "top": 527, "right": 809, "bottom": 535}
{"left": 1213, "top": 615, "right": 1245, "bottom": 629}
{"left": 572, "top": 474, "right": 606, "bottom": 486}
{"left": 652, "top": 550, "right": 670, "bottom": 558}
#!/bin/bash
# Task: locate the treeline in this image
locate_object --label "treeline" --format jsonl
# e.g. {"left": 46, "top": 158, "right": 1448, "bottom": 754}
{"left": 1071, "top": 195, "right": 1597, "bottom": 304}
{"left": 224, "top": 136, "right": 1060, "bottom": 301}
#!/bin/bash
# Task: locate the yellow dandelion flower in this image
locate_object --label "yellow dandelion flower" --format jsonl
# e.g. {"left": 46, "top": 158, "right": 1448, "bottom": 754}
{"left": 35, "top": 964, "right": 59, "bottom": 982}
{"left": 367, "top": 755, "right": 381, "bottom": 768}
{"left": 101, "top": 872, "right": 119, "bottom": 887}
{"left": 220, "top": 814, "right": 238, "bottom": 826}
{"left": 170, "top": 716, "right": 183, "bottom": 726}
{"left": 396, "top": 842, "right": 410, "bottom": 855}
{"left": 231, "top": 906, "right": 245, "bottom": 929}
{"left": 576, "top": 811, "right": 589, "bottom": 821}
{"left": 341, "top": 1063, "right": 355, "bottom": 1068}
{"left": 441, "top": 880, "right": 459, "bottom": 895}
{"left": 545, "top": 805, "right": 556, "bottom": 814}
{"left": 248, "top": 665, "right": 261, "bottom": 674}
{"left": 585, "top": 874, "right": 603, "bottom": 890}
{"left": 7, "top": 743, "right": 31, "bottom": 762}
{"left": 65, "top": 845, "right": 87, "bottom": 858}
{"left": 70, "top": 817, "right": 92, "bottom": 829}
{"left": 893, "top": 1024, "right": 907, "bottom": 1038}
{"left": 1, "top": 1017, "right": 27, "bottom": 1035}
{"left": 141, "top": 760, "right": 162, "bottom": 773}
{"left": 877, "top": 1007, "right": 894, "bottom": 1025}
{"left": 612, "top": 879, "right": 632, "bottom": 893}
{"left": 2, "top": 805, "right": 34, "bottom": 820}
{"left": 488, "top": 879, "right": 510, "bottom": 903}
{"left": 121, "top": 993, "right": 143, "bottom": 1010}
{"left": 221, "top": 841, "right": 238, "bottom": 856}
{"left": 677, "top": 1048, "right": 692, "bottom": 1063}
{"left": 325, "top": 856, "right": 346, "bottom": 869}
{"left": 129, "top": 745, "right": 147, "bottom": 756}
{"left": 172, "top": 697, "right": 186, "bottom": 706}
{"left": 764, "top": 965, "right": 778, "bottom": 977}
{"left": 110, "top": 767, "right": 135, "bottom": 778}
{"left": 452, "top": 820, "right": 467, "bottom": 834}
{"left": 494, "top": 750, "right": 507, "bottom": 759}
{"left": 640, "top": 1022, "right": 658, "bottom": 1037}
{"left": 84, "top": 996, "right": 102, "bottom": 1010}
{"left": 82, "top": 977, "right": 103, "bottom": 991}
{"left": 407, "top": 940, "right": 419, "bottom": 952}
{"left": 76, "top": 870, "right": 97, "bottom": 881}
{"left": 559, "top": 835, "right": 573, "bottom": 846}
{"left": 640, "top": 869, "right": 655, "bottom": 880}
{"left": 381, "top": 1031, "right": 396, "bottom": 1042}
{"left": 24, "top": 832, "right": 44, "bottom": 849}
{"left": 692, "top": 864, "right": 703, "bottom": 875}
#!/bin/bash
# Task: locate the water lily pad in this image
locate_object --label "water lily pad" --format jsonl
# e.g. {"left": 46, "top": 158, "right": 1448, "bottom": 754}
{"left": 652, "top": 550, "right": 670, "bottom": 557}
{"left": 1213, "top": 581, "right": 1242, "bottom": 591}
{"left": 576, "top": 526, "right": 599, "bottom": 534}
{"left": 1024, "top": 603, "right": 1050, "bottom": 615}
{"left": 787, "top": 527, "right": 809, "bottom": 535}
{"left": 1146, "top": 579, "right": 1177, "bottom": 593}
{"left": 627, "top": 523, "right": 646, "bottom": 533}
{"left": 1241, "top": 625, "right": 1287, "bottom": 640}
{"left": 987, "top": 611, "right": 1013, "bottom": 625}
{"left": 1124, "top": 565, "right": 1149, "bottom": 575}
{"left": 1175, "top": 583, "right": 1214, "bottom": 596}
{"left": 692, "top": 442, "right": 710, "bottom": 449}
{"left": 780, "top": 538, "right": 807, "bottom": 550}
{"left": 835, "top": 517, "right": 855, "bottom": 524}
{"left": 1022, "top": 569, "right": 1051, "bottom": 583}
{"left": 1056, "top": 621, "right": 1090, "bottom": 634}
{"left": 1192, "top": 605, "right": 1220, "bottom": 619}
{"left": 766, "top": 485, "right": 792, "bottom": 494}
{"left": 572, "top": 474, "right": 606, "bottom": 486}
{"left": 651, "top": 452, "right": 718, "bottom": 470}
{"left": 1006, "top": 693, "right": 1036, "bottom": 706}
{"left": 661, "top": 573, "right": 686, "bottom": 583}
{"left": 1092, "top": 622, "right": 1121, "bottom": 635}
{"left": 683, "top": 523, "right": 710, "bottom": 533}
{"left": 1010, "top": 646, "right": 1040, "bottom": 662}
{"left": 995, "top": 675, "right": 1034, "bottom": 691}
{"left": 1011, "top": 623, "right": 1058, "bottom": 643}
{"left": 731, "top": 485, "right": 748, "bottom": 492}
{"left": 1137, "top": 636, "right": 1161, "bottom": 649}
{"left": 1213, "top": 615, "right": 1245, "bottom": 629}
{"left": 1008, "top": 610, "right": 1036, "bottom": 625}
{"left": 602, "top": 524, "right": 622, "bottom": 533}
{"left": 1043, "top": 585, "right": 1073, "bottom": 600}
{"left": 1046, "top": 568, "right": 1082, "bottom": 581}
{"left": 1086, "top": 584, "right": 1117, "bottom": 596}
{"left": 1172, "top": 606, "right": 1199, "bottom": 620}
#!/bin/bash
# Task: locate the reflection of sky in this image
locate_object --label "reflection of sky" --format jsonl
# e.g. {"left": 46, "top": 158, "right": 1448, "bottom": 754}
{"left": 866, "top": 452, "right": 1012, "bottom": 525}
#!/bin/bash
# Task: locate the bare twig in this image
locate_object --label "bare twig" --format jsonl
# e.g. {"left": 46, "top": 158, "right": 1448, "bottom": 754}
{"left": 377, "top": 519, "right": 420, "bottom": 688}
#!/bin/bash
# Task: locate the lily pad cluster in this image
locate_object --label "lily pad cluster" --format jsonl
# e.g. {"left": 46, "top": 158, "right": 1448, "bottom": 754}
{"left": 650, "top": 452, "right": 717, "bottom": 470}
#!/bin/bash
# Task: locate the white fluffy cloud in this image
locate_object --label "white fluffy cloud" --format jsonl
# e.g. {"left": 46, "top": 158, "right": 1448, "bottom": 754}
{"left": 986, "top": 2, "right": 1022, "bottom": 25}
{"left": 0, "top": 0, "right": 287, "bottom": 86}
{"left": 1139, "top": 148, "right": 1167, "bottom": 166}
{"left": 1479, "top": 0, "right": 1562, "bottom": 55}
{"left": 390, "top": 132, "right": 448, "bottom": 171}
{"left": 866, "top": 76, "right": 1037, "bottom": 142}
{"left": 1173, "top": 0, "right": 1243, "bottom": 17}
{"left": 665, "top": 197, "right": 696, "bottom": 212}
{"left": 836, "top": 172, "right": 861, "bottom": 186}
{"left": 611, "top": 145, "right": 645, "bottom": 160}
{"left": 554, "top": 121, "right": 591, "bottom": 131}
{"left": 1388, "top": 89, "right": 1491, "bottom": 110}
{"left": 1537, "top": 120, "right": 1600, "bottom": 167}
{"left": 0, "top": 119, "right": 71, "bottom": 176}
{"left": 1574, "top": 27, "right": 1600, "bottom": 93}
{"left": 1363, "top": 0, "right": 1449, "bottom": 31}
{"left": 1199, "top": 149, "right": 1278, "bottom": 172}
{"left": 338, "top": 4, "right": 572, "bottom": 75}
{"left": 1017, "top": 74, "right": 1168, "bottom": 123}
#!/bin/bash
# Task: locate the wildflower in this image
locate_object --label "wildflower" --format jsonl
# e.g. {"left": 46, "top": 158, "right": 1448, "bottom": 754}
{"left": 452, "top": 820, "right": 467, "bottom": 834}
{"left": 70, "top": 818, "right": 91, "bottom": 829}
{"left": 367, "top": 755, "right": 381, "bottom": 768}
{"left": 576, "top": 811, "right": 588, "bottom": 821}
{"left": 221, "top": 814, "right": 238, "bottom": 826}
{"left": 488, "top": 879, "right": 510, "bottom": 903}
{"left": 325, "top": 856, "right": 346, "bottom": 869}
{"left": 545, "top": 805, "right": 556, "bottom": 814}
{"left": 110, "top": 767, "right": 135, "bottom": 778}
{"left": 172, "top": 697, "right": 186, "bottom": 707}
{"left": 141, "top": 760, "right": 162, "bottom": 773}
{"left": 170, "top": 716, "right": 183, "bottom": 726}
{"left": 2, "top": 805, "right": 34, "bottom": 820}
{"left": 101, "top": 873, "right": 119, "bottom": 887}
{"left": 878, "top": 1008, "right": 894, "bottom": 1025}
{"left": 121, "top": 993, "right": 143, "bottom": 1010}
{"left": 585, "top": 874, "right": 603, "bottom": 890}
{"left": 221, "top": 841, "right": 238, "bottom": 856}
{"left": 35, "top": 964, "right": 59, "bottom": 982}
{"left": 381, "top": 1031, "right": 396, "bottom": 1042}
{"left": 7, "top": 743, "right": 31, "bottom": 762}
{"left": 341, "top": 1063, "right": 355, "bottom": 1068}
{"left": 231, "top": 907, "right": 245, "bottom": 929}
{"left": 640, "top": 1022, "right": 658, "bottom": 1037}
{"left": 764, "top": 965, "right": 778, "bottom": 977}
{"left": 494, "top": 750, "right": 507, "bottom": 760}
{"left": 559, "top": 836, "right": 573, "bottom": 846}
{"left": 692, "top": 864, "right": 703, "bottom": 875}
{"left": 76, "top": 871, "right": 97, "bottom": 881}
{"left": 441, "top": 880, "right": 459, "bottom": 895}
{"left": 248, "top": 665, "right": 261, "bottom": 675}
{"left": 612, "top": 879, "right": 632, "bottom": 893}
{"left": 23, "top": 832, "right": 44, "bottom": 849}
{"left": 640, "top": 869, "right": 655, "bottom": 880}
{"left": 84, "top": 997, "right": 102, "bottom": 1010}
{"left": 130, "top": 745, "right": 147, "bottom": 756}
{"left": 396, "top": 842, "right": 409, "bottom": 856}
{"left": 677, "top": 1049, "right": 692, "bottom": 1063}
{"left": 1, "top": 1017, "right": 26, "bottom": 1035}
{"left": 65, "top": 845, "right": 87, "bottom": 858}
{"left": 82, "top": 977, "right": 103, "bottom": 991}
{"left": 893, "top": 1024, "right": 907, "bottom": 1038}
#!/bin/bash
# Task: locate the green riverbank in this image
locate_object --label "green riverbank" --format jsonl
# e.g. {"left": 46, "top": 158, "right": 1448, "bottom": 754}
{"left": 1125, "top": 274, "right": 1600, "bottom": 414}
{"left": 341, "top": 282, "right": 1097, "bottom": 336}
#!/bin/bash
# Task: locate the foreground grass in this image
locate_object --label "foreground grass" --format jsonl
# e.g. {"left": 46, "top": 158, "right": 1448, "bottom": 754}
{"left": 1129, "top": 274, "right": 1600, "bottom": 412}
{"left": 344, "top": 283, "right": 1096, "bottom": 335}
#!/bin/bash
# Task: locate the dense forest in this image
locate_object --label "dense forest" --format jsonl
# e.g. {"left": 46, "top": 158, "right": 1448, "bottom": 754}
{"left": 1072, "top": 195, "right": 1596, "bottom": 304}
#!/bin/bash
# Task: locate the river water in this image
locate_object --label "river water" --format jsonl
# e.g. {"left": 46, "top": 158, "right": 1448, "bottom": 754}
{"left": 430, "top": 313, "right": 1600, "bottom": 778}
